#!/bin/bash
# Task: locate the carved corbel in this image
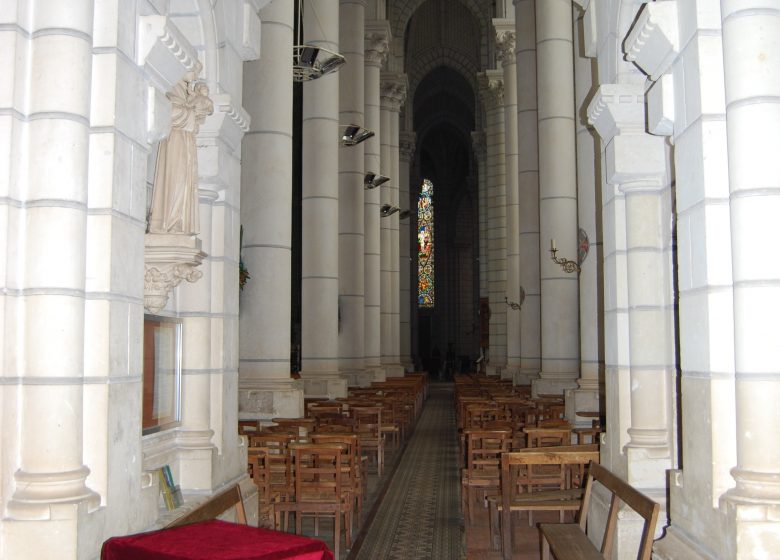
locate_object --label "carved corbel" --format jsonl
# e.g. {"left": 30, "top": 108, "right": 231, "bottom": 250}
{"left": 625, "top": 1, "right": 680, "bottom": 81}
{"left": 144, "top": 234, "right": 207, "bottom": 314}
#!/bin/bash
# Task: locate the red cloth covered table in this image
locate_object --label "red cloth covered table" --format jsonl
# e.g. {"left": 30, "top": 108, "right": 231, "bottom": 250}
{"left": 101, "top": 520, "right": 334, "bottom": 560}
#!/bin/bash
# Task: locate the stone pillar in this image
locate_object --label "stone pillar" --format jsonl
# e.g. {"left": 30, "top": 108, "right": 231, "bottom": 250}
{"left": 399, "top": 132, "right": 417, "bottom": 371}
{"left": 472, "top": 131, "right": 489, "bottom": 305}
{"left": 380, "top": 72, "right": 407, "bottom": 378}
{"left": 568, "top": 4, "right": 600, "bottom": 423}
{"left": 533, "top": 0, "right": 579, "bottom": 396}
{"left": 478, "top": 71, "right": 507, "bottom": 377}
{"left": 364, "top": 21, "right": 390, "bottom": 383}
{"left": 338, "top": 0, "right": 368, "bottom": 388}
{"left": 495, "top": 20, "right": 521, "bottom": 381}
{"left": 300, "top": 0, "right": 346, "bottom": 398}
{"left": 622, "top": 3, "right": 737, "bottom": 558}
{"left": 4, "top": 1, "right": 101, "bottom": 551}
{"left": 514, "top": 0, "right": 541, "bottom": 386}
{"left": 720, "top": 3, "right": 780, "bottom": 557}
{"left": 240, "top": 0, "right": 303, "bottom": 419}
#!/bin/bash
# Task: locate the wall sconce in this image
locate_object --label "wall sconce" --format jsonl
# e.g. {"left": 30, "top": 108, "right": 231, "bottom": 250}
{"left": 505, "top": 286, "right": 526, "bottom": 311}
{"left": 364, "top": 172, "right": 390, "bottom": 189}
{"left": 549, "top": 238, "right": 581, "bottom": 274}
{"left": 341, "top": 125, "right": 374, "bottom": 146}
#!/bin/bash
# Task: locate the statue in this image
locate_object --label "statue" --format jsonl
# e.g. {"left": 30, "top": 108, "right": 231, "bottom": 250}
{"left": 148, "top": 65, "right": 213, "bottom": 234}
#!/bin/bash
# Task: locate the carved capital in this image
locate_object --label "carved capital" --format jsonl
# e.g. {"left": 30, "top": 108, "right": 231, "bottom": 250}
{"left": 365, "top": 20, "right": 392, "bottom": 68}
{"left": 493, "top": 18, "right": 516, "bottom": 64}
{"left": 399, "top": 132, "right": 416, "bottom": 160}
{"left": 478, "top": 70, "right": 504, "bottom": 109}
{"left": 380, "top": 72, "right": 408, "bottom": 111}
{"left": 144, "top": 234, "right": 207, "bottom": 313}
{"left": 625, "top": 1, "right": 680, "bottom": 81}
{"left": 587, "top": 83, "right": 645, "bottom": 142}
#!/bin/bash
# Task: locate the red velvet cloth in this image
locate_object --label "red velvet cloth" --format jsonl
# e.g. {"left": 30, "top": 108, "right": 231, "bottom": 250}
{"left": 101, "top": 520, "right": 334, "bottom": 560}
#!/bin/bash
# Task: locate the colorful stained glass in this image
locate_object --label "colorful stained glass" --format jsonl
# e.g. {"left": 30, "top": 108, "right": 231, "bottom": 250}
{"left": 418, "top": 179, "right": 434, "bottom": 307}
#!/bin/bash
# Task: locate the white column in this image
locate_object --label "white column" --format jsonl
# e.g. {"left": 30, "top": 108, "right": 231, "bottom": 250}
{"left": 301, "top": 0, "right": 346, "bottom": 398}
{"left": 478, "top": 71, "right": 507, "bottom": 377}
{"left": 338, "top": 0, "right": 367, "bottom": 388}
{"left": 240, "top": 0, "right": 303, "bottom": 419}
{"left": 495, "top": 20, "right": 521, "bottom": 381}
{"left": 364, "top": 21, "right": 390, "bottom": 383}
{"left": 533, "top": 0, "right": 579, "bottom": 396}
{"left": 4, "top": 1, "right": 100, "bottom": 547}
{"left": 720, "top": 3, "right": 780, "bottom": 556}
{"left": 399, "top": 132, "right": 416, "bottom": 371}
{"left": 514, "top": 0, "right": 541, "bottom": 385}
{"left": 568, "top": 5, "right": 600, "bottom": 423}
{"left": 380, "top": 72, "right": 407, "bottom": 378}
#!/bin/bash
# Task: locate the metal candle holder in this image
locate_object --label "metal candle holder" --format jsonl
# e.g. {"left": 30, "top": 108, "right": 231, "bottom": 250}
{"left": 549, "top": 239, "right": 581, "bottom": 274}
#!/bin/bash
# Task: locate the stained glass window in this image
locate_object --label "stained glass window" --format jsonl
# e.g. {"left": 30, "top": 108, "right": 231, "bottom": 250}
{"left": 418, "top": 179, "right": 434, "bottom": 307}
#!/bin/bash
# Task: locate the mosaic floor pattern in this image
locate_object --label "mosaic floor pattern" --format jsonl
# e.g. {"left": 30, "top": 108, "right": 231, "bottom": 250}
{"left": 349, "top": 383, "right": 464, "bottom": 560}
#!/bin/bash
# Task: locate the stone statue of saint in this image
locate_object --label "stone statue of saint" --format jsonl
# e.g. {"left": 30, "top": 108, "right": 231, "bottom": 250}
{"left": 148, "top": 66, "right": 213, "bottom": 234}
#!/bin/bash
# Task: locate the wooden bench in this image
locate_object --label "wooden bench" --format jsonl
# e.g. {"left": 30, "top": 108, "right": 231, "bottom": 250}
{"left": 489, "top": 445, "right": 599, "bottom": 560}
{"left": 539, "top": 461, "right": 660, "bottom": 560}
{"left": 164, "top": 484, "right": 247, "bottom": 528}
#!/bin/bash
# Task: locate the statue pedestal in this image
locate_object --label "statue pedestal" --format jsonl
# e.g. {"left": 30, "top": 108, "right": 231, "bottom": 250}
{"left": 144, "top": 233, "right": 206, "bottom": 313}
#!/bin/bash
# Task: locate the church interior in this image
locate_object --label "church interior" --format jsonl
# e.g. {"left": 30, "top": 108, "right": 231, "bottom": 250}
{"left": 1, "top": 0, "right": 779, "bottom": 558}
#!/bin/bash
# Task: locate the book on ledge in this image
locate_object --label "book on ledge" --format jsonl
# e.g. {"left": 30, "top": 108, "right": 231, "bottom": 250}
{"left": 158, "top": 465, "right": 183, "bottom": 510}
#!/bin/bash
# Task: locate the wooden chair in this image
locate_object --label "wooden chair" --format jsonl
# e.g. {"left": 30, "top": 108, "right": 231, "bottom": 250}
{"left": 247, "top": 446, "right": 289, "bottom": 528}
{"left": 491, "top": 445, "right": 599, "bottom": 560}
{"left": 311, "top": 433, "right": 364, "bottom": 523}
{"left": 540, "top": 461, "right": 660, "bottom": 560}
{"left": 275, "top": 443, "right": 353, "bottom": 559}
{"left": 524, "top": 425, "right": 572, "bottom": 448}
{"left": 461, "top": 428, "right": 513, "bottom": 523}
{"left": 164, "top": 484, "right": 246, "bottom": 528}
{"left": 351, "top": 406, "right": 385, "bottom": 476}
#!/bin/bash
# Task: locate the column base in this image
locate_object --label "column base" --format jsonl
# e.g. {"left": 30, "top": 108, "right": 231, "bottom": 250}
{"left": 366, "top": 366, "right": 386, "bottom": 382}
{"left": 300, "top": 374, "right": 348, "bottom": 399}
{"left": 383, "top": 363, "right": 405, "bottom": 378}
{"left": 486, "top": 364, "right": 506, "bottom": 377}
{"left": 7, "top": 467, "right": 100, "bottom": 520}
{"left": 653, "top": 523, "right": 721, "bottom": 560}
{"left": 239, "top": 379, "right": 304, "bottom": 420}
{"left": 502, "top": 364, "right": 520, "bottom": 381}
{"left": 720, "top": 488, "right": 780, "bottom": 560}
{"left": 512, "top": 369, "right": 540, "bottom": 386}
{"left": 532, "top": 377, "right": 578, "bottom": 397}
{"left": 625, "top": 445, "right": 672, "bottom": 488}
{"left": 3, "top": 501, "right": 96, "bottom": 558}
{"left": 564, "top": 387, "right": 600, "bottom": 426}
{"left": 342, "top": 369, "right": 375, "bottom": 388}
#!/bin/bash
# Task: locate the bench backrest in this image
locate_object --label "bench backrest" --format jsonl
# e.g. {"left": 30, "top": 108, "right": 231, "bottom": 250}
{"left": 164, "top": 484, "right": 247, "bottom": 528}
{"left": 578, "top": 461, "right": 660, "bottom": 560}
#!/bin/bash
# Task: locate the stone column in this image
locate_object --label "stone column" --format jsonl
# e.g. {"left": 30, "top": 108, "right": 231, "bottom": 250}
{"left": 568, "top": 5, "right": 600, "bottom": 423}
{"left": 472, "top": 130, "right": 489, "bottom": 370}
{"left": 5, "top": 0, "right": 101, "bottom": 544}
{"left": 495, "top": 20, "right": 521, "bottom": 381}
{"left": 300, "top": 0, "right": 346, "bottom": 398}
{"left": 364, "top": 21, "right": 390, "bottom": 383}
{"left": 338, "top": 0, "right": 367, "bottom": 388}
{"left": 533, "top": 0, "right": 579, "bottom": 396}
{"left": 240, "top": 0, "right": 303, "bottom": 419}
{"left": 399, "top": 132, "right": 417, "bottom": 371}
{"left": 380, "top": 72, "right": 407, "bottom": 378}
{"left": 478, "top": 71, "right": 507, "bottom": 377}
{"left": 514, "top": 0, "right": 541, "bottom": 385}
{"left": 720, "top": 3, "right": 780, "bottom": 556}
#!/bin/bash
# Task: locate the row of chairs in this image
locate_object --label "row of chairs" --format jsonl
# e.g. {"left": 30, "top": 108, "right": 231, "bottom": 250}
{"left": 241, "top": 374, "right": 428, "bottom": 557}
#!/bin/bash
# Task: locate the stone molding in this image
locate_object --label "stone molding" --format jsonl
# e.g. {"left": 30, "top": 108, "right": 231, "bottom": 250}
{"left": 493, "top": 18, "right": 516, "bottom": 64}
{"left": 647, "top": 74, "right": 675, "bottom": 137}
{"left": 625, "top": 1, "right": 680, "bottom": 81}
{"left": 478, "top": 70, "right": 504, "bottom": 109}
{"left": 586, "top": 83, "right": 645, "bottom": 142}
{"left": 144, "top": 234, "right": 207, "bottom": 314}
{"left": 7, "top": 466, "right": 100, "bottom": 519}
